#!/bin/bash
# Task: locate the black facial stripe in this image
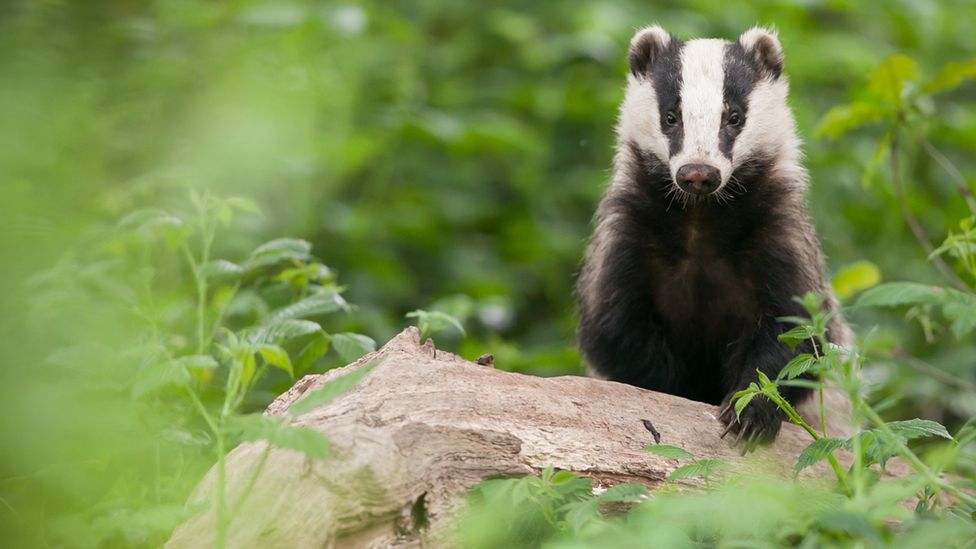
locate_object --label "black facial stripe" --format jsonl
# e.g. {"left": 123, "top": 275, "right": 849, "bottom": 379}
{"left": 650, "top": 38, "right": 685, "bottom": 157}
{"left": 721, "top": 42, "right": 760, "bottom": 159}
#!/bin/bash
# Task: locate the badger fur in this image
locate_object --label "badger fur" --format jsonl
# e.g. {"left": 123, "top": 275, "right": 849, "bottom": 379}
{"left": 576, "top": 26, "right": 852, "bottom": 447}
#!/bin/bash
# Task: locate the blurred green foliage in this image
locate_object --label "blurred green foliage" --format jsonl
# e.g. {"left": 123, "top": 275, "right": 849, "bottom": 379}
{"left": 1, "top": 0, "right": 975, "bottom": 547}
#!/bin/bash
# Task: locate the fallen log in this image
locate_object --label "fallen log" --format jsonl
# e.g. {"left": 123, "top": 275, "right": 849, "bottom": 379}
{"left": 166, "top": 327, "right": 878, "bottom": 548}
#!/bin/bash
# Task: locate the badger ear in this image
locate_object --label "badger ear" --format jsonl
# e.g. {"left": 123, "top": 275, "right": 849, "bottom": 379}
{"left": 738, "top": 26, "right": 784, "bottom": 79}
{"left": 628, "top": 25, "right": 673, "bottom": 78}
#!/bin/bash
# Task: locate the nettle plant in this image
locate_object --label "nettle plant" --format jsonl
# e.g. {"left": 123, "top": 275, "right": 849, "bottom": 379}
{"left": 112, "top": 191, "right": 377, "bottom": 546}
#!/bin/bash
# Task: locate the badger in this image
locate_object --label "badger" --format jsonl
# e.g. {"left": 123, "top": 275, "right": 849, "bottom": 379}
{"left": 576, "top": 26, "right": 852, "bottom": 448}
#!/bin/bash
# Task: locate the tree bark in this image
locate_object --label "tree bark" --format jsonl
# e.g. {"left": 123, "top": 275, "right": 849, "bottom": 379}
{"left": 165, "top": 327, "right": 887, "bottom": 548}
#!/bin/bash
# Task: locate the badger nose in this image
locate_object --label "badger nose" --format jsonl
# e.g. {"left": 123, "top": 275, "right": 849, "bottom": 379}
{"left": 676, "top": 164, "right": 721, "bottom": 195}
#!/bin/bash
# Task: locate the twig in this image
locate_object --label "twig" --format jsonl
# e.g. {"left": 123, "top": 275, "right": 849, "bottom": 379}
{"left": 917, "top": 137, "right": 976, "bottom": 217}
{"left": 889, "top": 134, "right": 970, "bottom": 292}
{"left": 891, "top": 347, "right": 976, "bottom": 393}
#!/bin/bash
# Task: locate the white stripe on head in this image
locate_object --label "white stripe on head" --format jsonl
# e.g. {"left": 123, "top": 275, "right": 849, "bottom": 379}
{"left": 671, "top": 39, "right": 731, "bottom": 188}
{"left": 616, "top": 75, "right": 669, "bottom": 173}
{"left": 731, "top": 77, "right": 808, "bottom": 189}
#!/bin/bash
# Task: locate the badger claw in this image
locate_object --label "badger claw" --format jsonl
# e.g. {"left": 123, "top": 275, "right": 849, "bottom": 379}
{"left": 718, "top": 394, "right": 783, "bottom": 453}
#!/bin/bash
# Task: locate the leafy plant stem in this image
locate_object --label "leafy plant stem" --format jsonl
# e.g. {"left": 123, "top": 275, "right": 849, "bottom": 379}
{"left": 858, "top": 401, "right": 976, "bottom": 507}
{"left": 764, "top": 388, "right": 850, "bottom": 492}
{"left": 215, "top": 432, "right": 228, "bottom": 549}
{"left": 182, "top": 384, "right": 228, "bottom": 548}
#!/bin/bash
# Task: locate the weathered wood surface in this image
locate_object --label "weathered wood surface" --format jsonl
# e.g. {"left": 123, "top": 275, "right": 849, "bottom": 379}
{"left": 166, "top": 327, "right": 872, "bottom": 548}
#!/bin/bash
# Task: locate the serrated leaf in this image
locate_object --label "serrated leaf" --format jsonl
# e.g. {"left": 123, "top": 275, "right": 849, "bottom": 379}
{"left": 267, "top": 291, "right": 349, "bottom": 324}
{"left": 886, "top": 419, "right": 952, "bottom": 441}
{"left": 734, "top": 391, "right": 756, "bottom": 419}
{"left": 132, "top": 360, "right": 191, "bottom": 398}
{"left": 943, "top": 295, "right": 976, "bottom": 338}
{"left": 255, "top": 344, "right": 293, "bottom": 377}
{"left": 778, "top": 326, "right": 817, "bottom": 351}
{"left": 225, "top": 414, "right": 330, "bottom": 459}
{"left": 245, "top": 238, "right": 313, "bottom": 270}
{"left": 814, "top": 102, "right": 890, "bottom": 139}
{"left": 643, "top": 444, "right": 694, "bottom": 461}
{"left": 200, "top": 259, "right": 244, "bottom": 279}
{"left": 172, "top": 354, "right": 219, "bottom": 370}
{"left": 832, "top": 260, "right": 882, "bottom": 301}
{"left": 405, "top": 309, "right": 466, "bottom": 338}
{"left": 795, "top": 437, "right": 848, "bottom": 474}
{"left": 562, "top": 500, "right": 600, "bottom": 533}
{"left": 778, "top": 354, "right": 817, "bottom": 380}
{"left": 859, "top": 430, "right": 902, "bottom": 468}
{"left": 247, "top": 319, "right": 322, "bottom": 344}
{"left": 330, "top": 332, "right": 376, "bottom": 362}
{"left": 289, "top": 360, "right": 381, "bottom": 415}
{"left": 855, "top": 282, "right": 946, "bottom": 308}
{"left": 294, "top": 334, "right": 331, "bottom": 375}
{"left": 595, "top": 483, "right": 649, "bottom": 503}
{"left": 869, "top": 54, "right": 920, "bottom": 106}
{"left": 667, "top": 459, "right": 728, "bottom": 482}
{"left": 924, "top": 59, "right": 976, "bottom": 94}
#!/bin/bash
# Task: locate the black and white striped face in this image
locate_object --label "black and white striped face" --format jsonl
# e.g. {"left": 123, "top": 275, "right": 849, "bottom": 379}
{"left": 618, "top": 26, "right": 802, "bottom": 199}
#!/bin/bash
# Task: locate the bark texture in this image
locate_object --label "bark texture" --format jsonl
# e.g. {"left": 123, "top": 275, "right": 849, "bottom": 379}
{"left": 166, "top": 327, "right": 880, "bottom": 548}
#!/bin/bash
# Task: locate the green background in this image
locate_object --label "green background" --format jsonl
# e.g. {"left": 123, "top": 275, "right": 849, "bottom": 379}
{"left": 1, "top": 1, "right": 974, "bottom": 546}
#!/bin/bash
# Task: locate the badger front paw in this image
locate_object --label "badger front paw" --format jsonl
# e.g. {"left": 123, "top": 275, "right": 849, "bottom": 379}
{"left": 719, "top": 395, "right": 783, "bottom": 453}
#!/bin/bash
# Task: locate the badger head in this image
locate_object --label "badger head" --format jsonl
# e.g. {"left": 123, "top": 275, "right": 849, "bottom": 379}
{"left": 617, "top": 26, "right": 804, "bottom": 202}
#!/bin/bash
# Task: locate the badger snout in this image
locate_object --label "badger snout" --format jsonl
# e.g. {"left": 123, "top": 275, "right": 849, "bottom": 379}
{"left": 676, "top": 164, "right": 721, "bottom": 195}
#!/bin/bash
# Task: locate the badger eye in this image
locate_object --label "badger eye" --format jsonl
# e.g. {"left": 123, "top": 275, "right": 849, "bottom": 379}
{"left": 727, "top": 112, "right": 742, "bottom": 127}
{"left": 665, "top": 111, "right": 678, "bottom": 126}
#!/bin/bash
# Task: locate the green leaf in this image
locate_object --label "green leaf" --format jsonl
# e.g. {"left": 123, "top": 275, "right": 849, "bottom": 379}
{"left": 858, "top": 430, "right": 902, "bottom": 468}
{"left": 778, "top": 354, "right": 817, "bottom": 380}
{"left": 642, "top": 444, "right": 694, "bottom": 461}
{"left": 200, "top": 259, "right": 244, "bottom": 280}
{"left": 667, "top": 459, "right": 729, "bottom": 482}
{"left": 405, "top": 309, "right": 466, "bottom": 338}
{"left": 814, "top": 102, "right": 889, "bottom": 139}
{"left": 267, "top": 291, "right": 350, "bottom": 324}
{"left": 795, "top": 437, "right": 848, "bottom": 474}
{"left": 778, "top": 326, "right": 817, "bottom": 351}
{"left": 247, "top": 319, "right": 322, "bottom": 344}
{"left": 294, "top": 334, "right": 331, "bottom": 375}
{"left": 855, "top": 282, "right": 947, "bottom": 308}
{"left": 172, "top": 354, "right": 219, "bottom": 370}
{"left": 245, "top": 238, "right": 313, "bottom": 270}
{"left": 594, "top": 483, "right": 649, "bottom": 503}
{"left": 330, "top": 332, "right": 376, "bottom": 362}
{"left": 225, "top": 414, "right": 330, "bottom": 459}
{"left": 861, "top": 129, "right": 894, "bottom": 188}
{"left": 924, "top": 59, "right": 976, "bottom": 94}
{"left": 132, "top": 359, "right": 191, "bottom": 398}
{"left": 255, "top": 344, "right": 293, "bottom": 377}
{"left": 832, "top": 260, "right": 882, "bottom": 301}
{"left": 289, "top": 360, "right": 381, "bottom": 415}
{"left": 943, "top": 294, "right": 976, "bottom": 338}
{"left": 868, "top": 54, "right": 920, "bottom": 106}
{"left": 886, "top": 419, "right": 952, "bottom": 441}
{"left": 562, "top": 500, "right": 600, "bottom": 533}
{"left": 226, "top": 196, "right": 262, "bottom": 215}
{"left": 734, "top": 391, "right": 756, "bottom": 420}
